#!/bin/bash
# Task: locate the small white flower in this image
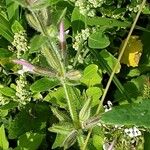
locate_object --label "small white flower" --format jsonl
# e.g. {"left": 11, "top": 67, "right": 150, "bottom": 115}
{"left": 124, "top": 127, "right": 141, "bottom": 138}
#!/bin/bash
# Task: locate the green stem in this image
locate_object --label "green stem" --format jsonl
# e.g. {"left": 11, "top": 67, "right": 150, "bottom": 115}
{"left": 29, "top": 8, "right": 86, "bottom": 149}
{"left": 31, "top": 11, "right": 65, "bottom": 75}
{"left": 82, "top": 0, "right": 146, "bottom": 149}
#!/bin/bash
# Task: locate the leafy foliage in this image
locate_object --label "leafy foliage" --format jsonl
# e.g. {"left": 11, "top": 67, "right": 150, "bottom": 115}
{"left": 0, "top": 0, "right": 150, "bottom": 149}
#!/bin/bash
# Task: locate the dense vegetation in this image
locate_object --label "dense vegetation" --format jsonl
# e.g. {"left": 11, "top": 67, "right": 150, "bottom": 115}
{"left": 0, "top": 0, "right": 150, "bottom": 149}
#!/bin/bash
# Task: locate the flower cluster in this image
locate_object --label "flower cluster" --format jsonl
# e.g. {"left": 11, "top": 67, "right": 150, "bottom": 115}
{"left": 73, "top": 28, "right": 90, "bottom": 51}
{"left": 126, "top": 0, "right": 143, "bottom": 13}
{"left": 15, "top": 75, "right": 31, "bottom": 105}
{"left": 74, "top": 0, "right": 105, "bottom": 17}
{"left": 72, "top": 28, "right": 91, "bottom": 64}
{"left": 11, "top": 31, "right": 29, "bottom": 58}
{"left": 100, "top": 7, "right": 125, "bottom": 20}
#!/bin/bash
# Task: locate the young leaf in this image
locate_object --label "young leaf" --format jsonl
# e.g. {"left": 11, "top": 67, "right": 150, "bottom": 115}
{"left": 52, "top": 134, "right": 66, "bottom": 149}
{"left": 86, "top": 87, "right": 102, "bottom": 107}
{"left": 92, "top": 126, "right": 104, "bottom": 149}
{"left": 0, "top": 124, "right": 9, "bottom": 150}
{"left": 11, "top": 20, "right": 24, "bottom": 33}
{"left": 30, "top": 77, "right": 60, "bottom": 92}
{"left": 50, "top": 106, "right": 70, "bottom": 122}
{"left": 81, "top": 64, "right": 102, "bottom": 87}
{"left": 101, "top": 100, "right": 150, "bottom": 128}
{"left": 49, "top": 122, "right": 74, "bottom": 135}
{"left": 79, "top": 97, "right": 92, "bottom": 126}
{"left": 63, "top": 130, "right": 78, "bottom": 149}
{"left": 88, "top": 31, "right": 110, "bottom": 49}
{"left": 93, "top": 135, "right": 103, "bottom": 150}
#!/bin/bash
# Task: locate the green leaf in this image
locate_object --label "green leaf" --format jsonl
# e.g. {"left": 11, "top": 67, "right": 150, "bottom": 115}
{"left": 87, "top": 17, "right": 130, "bottom": 28}
{"left": 79, "top": 97, "right": 92, "bottom": 123}
{"left": 71, "top": 8, "right": 85, "bottom": 33}
{"left": 0, "top": 86, "right": 16, "bottom": 97}
{"left": 0, "top": 124, "right": 9, "bottom": 150}
{"left": 71, "top": 8, "right": 130, "bottom": 28}
{"left": 101, "top": 100, "right": 150, "bottom": 128}
{"left": 93, "top": 135, "right": 103, "bottom": 150}
{"left": 11, "top": 20, "right": 24, "bottom": 33}
{"left": 115, "top": 75, "right": 147, "bottom": 102}
{"left": 86, "top": 87, "right": 102, "bottom": 107}
{"left": 30, "top": 77, "right": 60, "bottom": 92}
{"left": 12, "top": 0, "right": 27, "bottom": 8}
{"left": 15, "top": 132, "right": 44, "bottom": 150}
{"left": 144, "top": 132, "right": 150, "bottom": 150}
{"left": 0, "top": 101, "right": 18, "bottom": 110}
{"left": 50, "top": 106, "right": 70, "bottom": 122}
{"left": 92, "top": 125, "right": 104, "bottom": 149}
{"left": 0, "top": 110, "right": 8, "bottom": 118}
{"left": 6, "top": 0, "right": 19, "bottom": 20}
{"left": 29, "top": 35, "right": 47, "bottom": 53}
{"left": 100, "top": 49, "right": 121, "bottom": 73}
{"left": 0, "top": 48, "right": 13, "bottom": 58}
{"left": 88, "top": 31, "right": 110, "bottom": 49}
{"left": 81, "top": 64, "right": 102, "bottom": 87}
{"left": 8, "top": 102, "right": 51, "bottom": 139}
{"left": 49, "top": 122, "right": 74, "bottom": 135}
{"left": 52, "top": 134, "right": 66, "bottom": 149}
{"left": 44, "top": 87, "right": 66, "bottom": 108}
{"left": 0, "top": 14, "right": 14, "bottom": 42}
{"left": 63, "top": 130, "right": 77, "bottom": 149}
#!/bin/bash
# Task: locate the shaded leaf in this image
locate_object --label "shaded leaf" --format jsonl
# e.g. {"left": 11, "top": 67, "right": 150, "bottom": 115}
{"left": 8, "top": 102, "right": 51, "bottom": 139}
{"left": 100, "top": 49, "right": 121, "bottom": 73}
{"left": 101, "top": 100, "right": 150, "bottom": 128}
{"left": 15, "top": 132, "right": 44, "bottom": 150}
{"left": 88, "top": 31, "right": 110, "bottom": 49}
{"left": 0, "top": 48, "right": 13, "bottom": 58}
{"left": 30, "top": 77, "right": 60, "bottom": 92}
